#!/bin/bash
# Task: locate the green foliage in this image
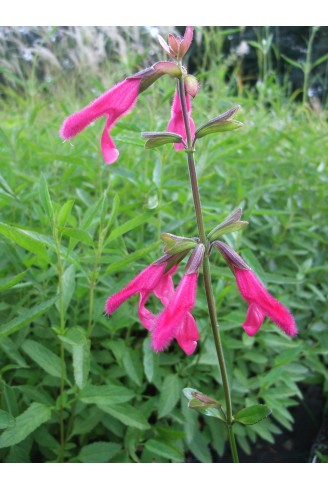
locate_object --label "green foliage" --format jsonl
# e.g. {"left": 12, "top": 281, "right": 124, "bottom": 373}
{"left": 0, "top": 26, "right": 327, "bottom": 463}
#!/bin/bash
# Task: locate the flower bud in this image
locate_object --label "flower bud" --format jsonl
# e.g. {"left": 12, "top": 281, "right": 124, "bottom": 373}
{"left": 141, "top": 131, "right": 183, "bottom": 149}
{"left": 184, "top": 243, "right": 205, "bottom": 275}
{"left": 195, "top": 105, "right": 243, "bottom": 140}
{"left": 184, "top": 75, "right": 199, "bottom": 98}
{"left": 161, "top": 233, "right": 198, "bottom": 255}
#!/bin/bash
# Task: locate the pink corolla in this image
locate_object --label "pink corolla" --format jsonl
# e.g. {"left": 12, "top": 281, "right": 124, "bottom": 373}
{"left": 213, "top": 240, "right": 297, "bottom": 337}
{"left": 167, "top": 88, "right": 196, "bottom": 150}
{"left": 105, "top": 248, "right": 204, "bottom": 355}
{"left": 60, "top": 61, "right": 181, "bottom": 164}
{"left": 235, "top": 268, "right": 297, "bottom": 337}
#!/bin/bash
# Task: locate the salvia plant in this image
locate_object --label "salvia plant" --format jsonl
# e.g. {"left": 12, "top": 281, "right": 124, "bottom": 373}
{"left": 59, "top": 26, "right": 297, "bottom": 463}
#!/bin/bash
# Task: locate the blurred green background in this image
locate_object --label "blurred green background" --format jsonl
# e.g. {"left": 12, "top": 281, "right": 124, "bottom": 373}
{"left": 0, "top": 26, "right": 327, "bottom": 463}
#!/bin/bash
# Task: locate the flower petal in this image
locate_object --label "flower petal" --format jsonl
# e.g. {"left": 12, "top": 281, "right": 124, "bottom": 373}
{"left": 235, "top": 269, "right": 297, "bottom": 336}
{"left": 105, "top": 263, "right": 166, "bottom": 315}
{"left": 242, "top": 303, "right": 265, "bottom": 336}
{"left": 175, "top": 313, "right": 199, "bottom": 355}
{"left": 167, "top": 89, "right": 195, "bottom": 150}
{"left": 60, "top": 78, "right": 141, "bottom": 140}
{"left": 101, "top": 116, "right": 120, "bottom": 164}
{"left": 151, "top": 273, "right": 198, "bottom": 352}
{"left": 137, "top": 265, "right": 178, "bottom": 331}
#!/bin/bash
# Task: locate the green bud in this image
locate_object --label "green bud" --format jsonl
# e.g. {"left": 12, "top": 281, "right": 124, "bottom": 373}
{"left": 142, "top": 131, "right": 183, "bottom": 149}
{"left": 160, "top": 232, "right": 198, "bottom": 254}
{"left": 184, "top": 74, "right": 199, "bottom": 98}
{"left": 208, "top": 207, "right": 248, "bottom": 240}
{"left": 195, "top": 105, "right": 243, "bottom": 140}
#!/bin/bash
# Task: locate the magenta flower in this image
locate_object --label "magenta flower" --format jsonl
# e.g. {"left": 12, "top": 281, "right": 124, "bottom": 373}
{"left": 105, "top": 261, "right": 168, "bottom": 318}
{"left": 234, "top": 268, "right": 297, "bottom": 337}
{"left": 167, "top": 88, "right": 196, "bottom": 150}
{"left": 104, "top": 258, "right": 199, "bottom": 355}
{"left": 213, "top": 240, "right": 297, "bottom": 337}
{"left": 60, "top": 62, "right": 181, "bottom": 164}
{"left": 151, "top": 272, "right": 199, "bottom": 355}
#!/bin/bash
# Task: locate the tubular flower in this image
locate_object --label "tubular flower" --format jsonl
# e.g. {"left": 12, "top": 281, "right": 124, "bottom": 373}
{"left": 213, "top": 240, "right": 297, "bottom": 337}
{"left": 60, "top": 61, "right": 182, "bottom": 164}
{"left": 151, "top": 244, "right": 205, "bottom": 355}
{"left": 167, "top": 88, "right": 195, "bottom": 150}
{"left": 104, "top": 258, "right": 199, "bottom": 354}
{"left": 151, "top": 272, "right": 199, "bottom": 355}
{"left": 234, "top": 268, "right": 297, "bottom": 337}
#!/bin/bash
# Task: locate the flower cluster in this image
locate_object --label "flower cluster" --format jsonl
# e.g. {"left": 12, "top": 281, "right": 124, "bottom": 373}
{"left": 105, "top": 245, "right": 205, "bottom": 355}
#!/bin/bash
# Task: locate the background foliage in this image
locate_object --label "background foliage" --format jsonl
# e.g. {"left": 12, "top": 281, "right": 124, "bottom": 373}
{"left": 0, "top": 26, "right": 327, "bottom": 463}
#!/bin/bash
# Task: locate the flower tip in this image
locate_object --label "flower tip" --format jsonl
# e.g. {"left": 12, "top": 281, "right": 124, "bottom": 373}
{"left": 103, "top": 147, "right": 120, "bottom": 165}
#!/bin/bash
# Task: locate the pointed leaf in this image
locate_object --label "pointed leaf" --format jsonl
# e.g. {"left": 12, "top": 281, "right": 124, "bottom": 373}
{"left": 0, "top": 271, "right": 27, "bottom": 292}
{"left": 0, "top": 403, "right": 52, "bottom": 448}
{"left": 78, "top": 442, "right": 121, "bottom": 463}
{"left": 158, "top": 374, "right": 181, "bottom": 418}
{"left": 97, "top": 403, "right": 150, "bottom": 430}
{"left": 21, "top": 339, "right": 63, "bottom": 378}
{"left": 0, "top": 296, "right": 57, "bottom": 338}
{"left": 144, "top": 439, "right": 184, "bottom": 462}
{"left": 79, "top": 384, "right": 134, "bottom": 405}
{"left": 0, "top": 409, "right": 15, "bottom": 430}
{"left": 39, "top": 174, "right": 54, "bottom": 220}
{"left": 234, "top": 404, "right": 272, "bottom": 425}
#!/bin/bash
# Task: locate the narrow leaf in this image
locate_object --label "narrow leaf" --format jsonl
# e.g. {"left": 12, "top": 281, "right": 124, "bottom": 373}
{"left": 0, "top": 409, "right": 15, "bottom": 430}
{"left": 158, "top": 375, "right": 181, "bottom": 418}
{"left": 39, "top": 174, "right": 54, "bottom": 220}
{"left": 0, "top": 297, "right": 57, "bottom": 338}
{"left": 21, "top": 339, "right": 63, "bottom": 378}
{"left": 0, "top": 271, "right": 27, "bottom": 292}
{"left": 106, "top": 213, "right": 152, "bottom": 243}
{"left": 78, "top": 442, "right": 121, "bottom": 463}
{"left": 145, "top": 439, "right": 184, "bottom": 462}
{"left": 0, "top": 222, "right": 49, "bottom": 261}
{"left": 234, "top": 404, "right": 272, "bottom": 425}
{"left": 79, "top": 384, "right": 134, "bottom": 405}
{"left": 0, "top": 403, "right": 52, "bottom": 448}
{"left": 97, "top": 403, "right": 150, "bottom": 430}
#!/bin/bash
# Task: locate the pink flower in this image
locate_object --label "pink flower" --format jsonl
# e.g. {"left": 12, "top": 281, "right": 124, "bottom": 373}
{"left": 213, "top": 240, "right": 297, "bottom": 337}
{"left": 105, "top": 262, "right": 168, "bottom": 318}
{"left": 234, "top": 268, "right": 297, "bottom": 337}
{"left": 60, "top": 62, "right": 182, "bottom": 164}
{"left": 151, "top": 272, "right": 199, "bottom": 355}
{"left": 167, "top": 88, "right": 195, "bottom": 150}
{"left": 104, "top": 259, "right": 199, "bottom": 355}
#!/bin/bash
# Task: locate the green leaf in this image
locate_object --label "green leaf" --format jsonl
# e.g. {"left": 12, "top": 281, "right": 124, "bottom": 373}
{"left": 59, "top": 327, "right": 90, "bottom": 389}
{"left": 234, "top": 404, "right": 272, "bottom": 425}
{"left": 144, "top": 439, "right": 184, "bottom": 462}
{"left": 0, "top": 222, "right": 49, "bottom": 261}
{"left": 158, "top": 374, "right": 181, "bottom": 418}
{"left": 21, "top": 339, "right": 63, "bottom": 379}
{"left": 97, "top": 403, "right": 150, "bottom": 430}
{"left": 61, "top": 227, "right": 94, "bottom": 246}
{"left": 79, "top": 384, "right": 134, "bottom": 405}
{"left": 106, "top": 212, "right": 152, "bottom": 243}
{"left": 39, "top": 174, "right": 54, "bottom": 220}
{"left": 78, "top": 442, "right": 121, "bottom": 463}
{"left": 105, "top": 242, "right": 158, "bottom": 274}
{"left": 281, "top": 54, "right": 303, "bottom": 70}
{"left": 56, "top": 199, "right": 75, "bottom": 228}
{"left": 143, "top": 337, "right": 157, "bottom": 383}
{"left": 56, "top": 264, "right": 76, "bottom": 315}
{"left": 312, "top": 52, "right": 328, "bottom": 68}
{"left": 0, "top": 271, "right": 27, "bottom": 292}
{"left": 0, "top": 409, "right": 16, "bottom": 430}
{"left": 0, "top": 296, "right": 57, "bottom": 338}
{"left": 0, "top": 403, "right": 52, "bottom": 448}
{"left": 0, "top": 337, "right": 29, "bottom": 367}
{"left": 122, "top": 348, "right": 143, "bottom": 386}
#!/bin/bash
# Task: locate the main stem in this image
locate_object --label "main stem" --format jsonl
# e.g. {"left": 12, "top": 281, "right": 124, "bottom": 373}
{"left": 177, "top": 77, "right": 239, "bottom": 463}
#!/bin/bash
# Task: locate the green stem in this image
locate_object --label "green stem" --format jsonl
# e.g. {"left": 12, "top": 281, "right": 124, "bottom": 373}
{"left": 177, "top": 77, "right": 239, "bottom": 463}
{"left": 54, "top": 226, "right": 67, "bottom": 462}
